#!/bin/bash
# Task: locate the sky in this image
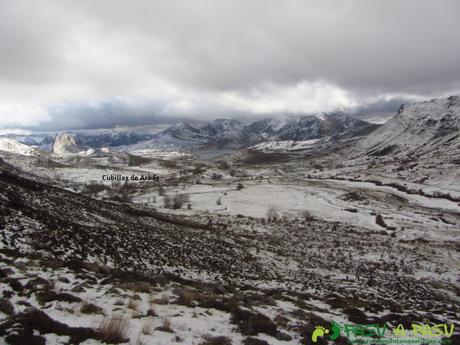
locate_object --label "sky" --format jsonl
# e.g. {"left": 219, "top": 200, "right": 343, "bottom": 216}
{"left": 0, "top": 0, "right": 459, "bottom": 131}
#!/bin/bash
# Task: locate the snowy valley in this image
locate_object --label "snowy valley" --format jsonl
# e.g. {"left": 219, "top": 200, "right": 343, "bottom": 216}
{"left": 0, "top": 96, "right": 459, "bottom": 345}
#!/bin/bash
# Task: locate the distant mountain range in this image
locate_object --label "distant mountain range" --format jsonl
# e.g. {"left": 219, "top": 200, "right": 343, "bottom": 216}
{"left": 1, "top": 96, "right": 459, "bottom": 158}
{"left": 0, "top": 112, "right": 373, "bottom": 154}
{"left": 125, "top": 113, "right": 373, "bottom": 150}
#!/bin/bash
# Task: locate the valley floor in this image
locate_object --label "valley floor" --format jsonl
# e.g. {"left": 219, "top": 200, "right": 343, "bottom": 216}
{"left": 0, "top": 149, "right": 459, "bottom": 345}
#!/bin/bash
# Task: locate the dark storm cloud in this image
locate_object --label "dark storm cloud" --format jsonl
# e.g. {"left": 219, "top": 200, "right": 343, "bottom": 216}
{"left": 0, "top": 0, "right": 459, "bottom": 129}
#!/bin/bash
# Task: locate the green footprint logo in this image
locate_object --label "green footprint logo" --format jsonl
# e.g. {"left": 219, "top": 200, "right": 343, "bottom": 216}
{"left": 312, "top": 326, "right": 329, "bottom": 343}
{"left": 329, "top": 321, "right": 341, "bottom": 340}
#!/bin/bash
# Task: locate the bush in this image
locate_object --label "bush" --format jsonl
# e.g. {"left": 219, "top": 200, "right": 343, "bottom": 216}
{"left": 236, "top": 183, "right": 244, "bottom": 191}
{"left": 375, "top": 214, "right": 387, "bottom": 228}
{"left": 82, "top": 182, "right": 107, "bottom": 196}
{"left": 243, "top": 338, "right": 270, "bottom": 345}
{"left": 231, "top": 308, "right": 277, "bottom": 336}
{"left": 80, "top": 303, "right": 104, "bottom": 314}
{"left": 0, "top": 298, "right": 14, "bottom": 316}
{"left": 200, "top": 335, "right": 233, "bottom": 345}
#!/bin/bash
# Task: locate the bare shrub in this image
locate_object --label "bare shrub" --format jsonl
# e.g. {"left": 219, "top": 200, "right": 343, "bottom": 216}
{"left": 302, "top": 210, "right": 314, "bottom": 222}
{"left": 172, "top": 194, "right": 190, "bottom": 209}
{"left": 163, "top": 195, "right": 172, "bottom": 209}
{"left": 266, "top": 206, "right": 279, "bottom": 223}
{"left": 211, "top": 173, "right": 222, "bottom": 180}
{"left": 98, "top": 314, "right": 130, "bottom": 343}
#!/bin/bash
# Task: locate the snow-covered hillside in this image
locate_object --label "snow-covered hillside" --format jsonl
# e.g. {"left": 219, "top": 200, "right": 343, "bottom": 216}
{"left": 352, "top": 95, "right": 460, "bottom": 158}
{"left": 0, "top": 138, "right": 38, "bottom": 156}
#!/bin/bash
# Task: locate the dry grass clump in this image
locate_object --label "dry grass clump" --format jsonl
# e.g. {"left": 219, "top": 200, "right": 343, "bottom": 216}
{"left": 141, "top": 319, "right": 154, "bottom": 335}
{"left": 155, "top": 317, "right": 173, "bottom": 333}
{"left": 151, "top": 294, "right": 169, "bottom": 305}
{"left": 114, "top": 298, "right": 125, "bottom": 306}
{"left": 127, "top": 298, "right": 140, "bottom": 311}
{"left": 98, "top": 314, "right": 130, "bottom": 343}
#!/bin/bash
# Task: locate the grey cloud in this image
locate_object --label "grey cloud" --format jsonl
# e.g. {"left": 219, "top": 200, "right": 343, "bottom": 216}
{"left": 0, "top": 0, "right": 459, "bottom": 130}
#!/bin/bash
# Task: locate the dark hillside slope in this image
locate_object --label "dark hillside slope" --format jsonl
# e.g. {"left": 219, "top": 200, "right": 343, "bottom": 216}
{"left": 0, "top": 161, "right": 262, "bottom": 283}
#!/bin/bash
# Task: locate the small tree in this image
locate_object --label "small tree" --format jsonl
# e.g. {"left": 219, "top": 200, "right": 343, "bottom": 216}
{"left": 216, "top": 197, "right": 222, "bottom": 205}
{"left": 236, "top": 183, "right": 244, "bottom": 190}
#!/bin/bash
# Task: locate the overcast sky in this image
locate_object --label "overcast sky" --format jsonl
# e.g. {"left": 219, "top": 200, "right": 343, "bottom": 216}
{"left": 1, "top": 0, "right": 459, "bottom": 131}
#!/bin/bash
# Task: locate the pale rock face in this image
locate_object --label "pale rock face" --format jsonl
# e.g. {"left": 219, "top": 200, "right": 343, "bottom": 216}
{"left": 52, "top": 132, "right": 87, "bottom": 155}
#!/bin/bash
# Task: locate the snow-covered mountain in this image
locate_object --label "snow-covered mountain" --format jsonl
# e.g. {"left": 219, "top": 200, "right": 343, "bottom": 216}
{"left": 352, "top": 95, "right": 460, "bottom": 158}
{"left": 76, "top": 130, "right": 154, "bottom": 148}
{"left": 0, "top": 138, "right": 39, "bottom": 156}
{"left": 124, "top": 114, "right": 371, "bottom": 150}
{"left": 242, "top": 113, "right": 369, "bottom": 143}
{"left": 1, "top": 113, "right": 372, "bottom": 153}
